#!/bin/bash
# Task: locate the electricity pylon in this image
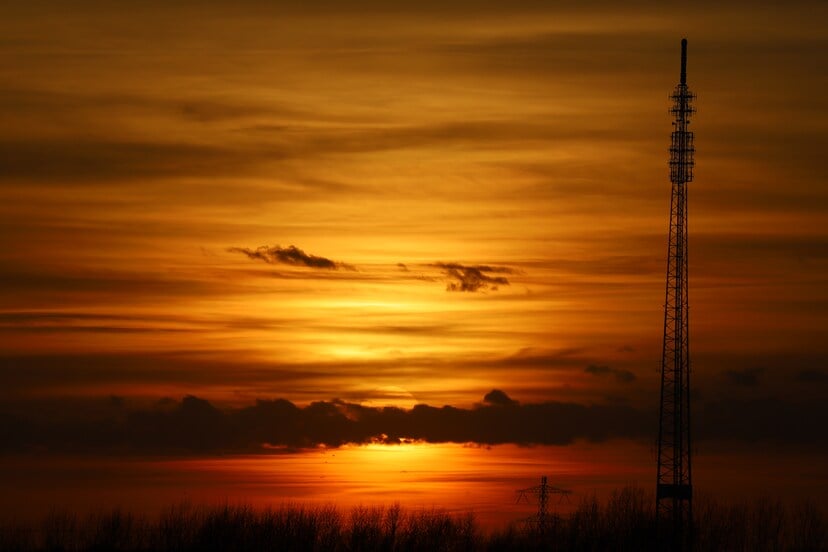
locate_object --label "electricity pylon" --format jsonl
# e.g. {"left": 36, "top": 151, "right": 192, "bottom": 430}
{"left": 516, "top": 475, "right": 571, "bottom": 531}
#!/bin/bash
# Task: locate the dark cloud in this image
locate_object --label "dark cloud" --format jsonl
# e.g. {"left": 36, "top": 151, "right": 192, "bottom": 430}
{"left": 0, "top": 139, "right": 262, "bottom": 183}
{"left": 0, "top": 86, "right": 311, "bottom": 125}
{"left": 0, "top": 325, "right": 192, "bottom": 335}
{"left": 0, "top": 264, "right": 227, "bottom": 309}
{"left": 2, "top": 390, "right": 826, "bottom": 454}
{"left": 492, "top": 347, "right": 587, "bottom": 369}
{"left": 0, "top": 118, "right": 647, "bottom": 189}
{"left": 5, "top": 0, "right": 822, "bottom": 15}
{"left": 482, "top": 389, "right": 518, "bottom": 407}
{"left": 0, "top": 349, "right": 591, "bottom": 404}
{"left": 0, "top": 353, "right": 327, "bottom": 396}
{"left": 690, "top": 351, "right": 828, "bottom": 404}
{"left": 0, "top": 311, "right": 188, "bottom": 325}
{"left": 724, "top": 367, "right": 764, "bottom": 388}
{"left": 432, "top": 262, "right": 513, "bottom": 292}
{"left": 795, "top": 369, "right": 828, "bottom": 383}
{"left": 695, "top": 234, "right": 828, "bottom": 268}
{"left": 698, "top": 398, "right": 828, "bottom": 444}
{"left": 432, "top": 31, "right": 672, "bottom": 82}
{"left": 585, "top": 364, "right": 636, "bottom": 383}
{"left": 584, "top": 365, "right": 611, "bottom": 375}
{"left": 228, "top": 245, "right": 355, "bottom": 270}
{"left": 0, "top": 391, "right": 648, "bottom": 453}
{"left": 0, "top": 118, "right": 657, "bottom": 187}
{"left": 245, "top": 119, "right": 635, "bottom": 158}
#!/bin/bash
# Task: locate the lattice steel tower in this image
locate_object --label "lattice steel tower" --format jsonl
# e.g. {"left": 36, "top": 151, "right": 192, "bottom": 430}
{"left": 515, "top": 476, "right": 571, "bottom": 532}
{"left": 656, "top": 38, "right": 695, "bottom": 548}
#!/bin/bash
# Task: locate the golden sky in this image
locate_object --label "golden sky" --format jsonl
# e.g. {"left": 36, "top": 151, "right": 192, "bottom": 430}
{"left": 0, "top": 1, "right": 827, "bottom": 452}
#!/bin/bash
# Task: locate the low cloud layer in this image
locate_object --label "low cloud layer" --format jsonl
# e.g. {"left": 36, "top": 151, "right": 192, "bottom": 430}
{"left": 433, "top": 263, "right": 513, "bottom": 292}
{"left": 0, "top": 390, "right": 646, "bottom": 453}
{"left": 229, "top": 245, "right": 354, "bottom": 270}
{"left": 2, "top": 390, "right": 825, "bottom": 455}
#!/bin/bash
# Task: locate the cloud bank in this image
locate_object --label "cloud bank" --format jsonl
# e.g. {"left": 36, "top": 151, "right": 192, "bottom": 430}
{"left": 3, "top": 390, "right": 825, "bottom": 454}
{"left": 0, "top": 390, "right": 646, "bottom": 453}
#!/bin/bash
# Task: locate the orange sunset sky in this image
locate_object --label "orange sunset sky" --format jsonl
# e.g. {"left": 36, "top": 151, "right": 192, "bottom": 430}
{"left": 1, "top": 0, "right": 827, "bottom": 520}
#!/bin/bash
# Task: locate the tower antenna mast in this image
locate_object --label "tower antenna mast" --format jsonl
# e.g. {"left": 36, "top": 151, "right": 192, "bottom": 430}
{"left": 656, "top": 38, "right": 696, "bottom": 549}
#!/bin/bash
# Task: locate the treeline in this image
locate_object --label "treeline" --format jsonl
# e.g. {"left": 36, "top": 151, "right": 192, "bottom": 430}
{"left": 0, "top": 487, "right": 825, "bottom": 551}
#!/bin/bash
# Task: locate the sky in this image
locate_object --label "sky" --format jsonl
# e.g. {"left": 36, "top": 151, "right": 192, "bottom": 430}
{"left": 1, "top": 0, "right": 827, "bottom": 521}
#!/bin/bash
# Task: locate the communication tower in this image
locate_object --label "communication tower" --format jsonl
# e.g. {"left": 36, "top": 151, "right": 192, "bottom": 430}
{"left": 656, "top": 38, "right": 696, "bottom": 549}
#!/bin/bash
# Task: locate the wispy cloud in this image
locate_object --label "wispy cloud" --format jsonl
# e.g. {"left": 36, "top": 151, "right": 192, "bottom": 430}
{"left": 432, "top": 262, "right": 513, "bottom": 292}
{"left": 229, "top": 245, "right": 355, "bottom": 270}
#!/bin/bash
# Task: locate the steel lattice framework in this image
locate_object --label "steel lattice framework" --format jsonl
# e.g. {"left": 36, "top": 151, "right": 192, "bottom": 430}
{"left": 516, "top": 476, "right": 571, "bottom": 531}
{"left": 656, "top": 38, "right": 695, "bottom": 549}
